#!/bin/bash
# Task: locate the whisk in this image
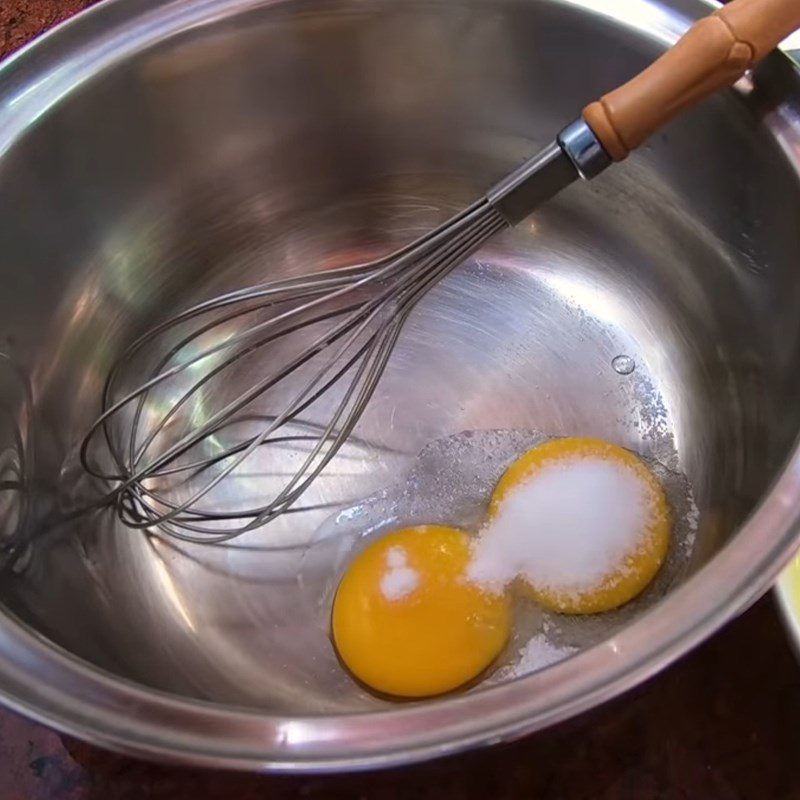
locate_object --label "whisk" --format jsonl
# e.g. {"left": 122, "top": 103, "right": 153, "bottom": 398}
{"left": 78, "top": 0, "right": 800, "bottom": 543}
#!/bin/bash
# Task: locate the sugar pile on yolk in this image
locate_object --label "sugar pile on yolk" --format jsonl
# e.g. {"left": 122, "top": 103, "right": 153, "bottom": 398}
{"left": 468, "top": 437, "right": 671, "bottom": 614}
{"left": 332, "top": 525, "right": 512, "bottom": 697}
{"left": 380, "top": 546, "right": 420, "bottom": 600}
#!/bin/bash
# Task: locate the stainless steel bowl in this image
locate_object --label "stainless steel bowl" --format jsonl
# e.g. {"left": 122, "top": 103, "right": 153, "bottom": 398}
{"left": 1, "top": 0, "right": 800, "bottom": 770}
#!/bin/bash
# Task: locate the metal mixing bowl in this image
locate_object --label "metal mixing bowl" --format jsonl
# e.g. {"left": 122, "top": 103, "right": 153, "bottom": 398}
{"left": 0, "top": 0, "right": 800, "bottom": 770}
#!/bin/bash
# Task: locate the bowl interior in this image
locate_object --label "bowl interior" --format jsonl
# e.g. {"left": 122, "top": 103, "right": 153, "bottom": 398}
{"left": 1, "top": 0, "right": 800, "bottom": 716}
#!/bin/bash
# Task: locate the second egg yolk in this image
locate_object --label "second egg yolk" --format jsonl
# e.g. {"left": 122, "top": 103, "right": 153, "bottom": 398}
{"left": 488, "top": 437, "right": 671, "bottom": 614}
{"left": 332, "top": 525, "right": 512, "bottom": 697}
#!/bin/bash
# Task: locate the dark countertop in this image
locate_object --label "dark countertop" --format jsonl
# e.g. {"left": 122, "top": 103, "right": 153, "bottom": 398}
{"left": 3, "top": 4, "right": 800, "bottom": 798}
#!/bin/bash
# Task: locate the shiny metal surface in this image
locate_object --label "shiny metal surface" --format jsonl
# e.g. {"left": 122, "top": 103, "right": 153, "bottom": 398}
{"left": 77, "top": 195, "right": 507, "bottom": 543}
{"left": 75, "top": 124, "right": 580, "bottom": 543}
{"left": 487, "top": 140, "right": 578, "bottom": 223}
{"left": 558, "top": 118, "right": 613, "bottom": 179}
{"left": 0, "top": 0, "right": 799, "bottom": 770}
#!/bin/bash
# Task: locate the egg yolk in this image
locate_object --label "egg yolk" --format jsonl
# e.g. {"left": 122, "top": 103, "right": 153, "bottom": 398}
{"left": 332, "top": 525, "right": 512, "bottom": 697}
{"left": 489, "top": 437, "right": 671, "bottom": 614}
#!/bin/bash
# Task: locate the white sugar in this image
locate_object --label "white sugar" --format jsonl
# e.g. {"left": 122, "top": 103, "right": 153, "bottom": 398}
{"left": 468, "top": 457, "right": 652, "bottom": 595}
{"left": 380, "top": 546, "right": 420, "bottom": 600}
{"left": 380, "top": 568, "right": 420, "bottom": 600}
{"left": 497, "top": 634, "right": 577, "bottom": 679}
{"left": 386, "top": 546, "right": 407, "bottom": 568}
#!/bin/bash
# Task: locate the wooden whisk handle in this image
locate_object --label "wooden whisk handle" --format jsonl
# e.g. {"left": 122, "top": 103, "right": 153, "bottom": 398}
{"left": 583, "top": 0, "right": 800, "bottom": 161}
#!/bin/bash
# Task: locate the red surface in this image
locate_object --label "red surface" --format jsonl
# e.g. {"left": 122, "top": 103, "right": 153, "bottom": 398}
{"left": 2, "top": 4, "right": 800, "bottom": 798}
{"left": 0, "top": 0, "right": 99, "bottom": 58}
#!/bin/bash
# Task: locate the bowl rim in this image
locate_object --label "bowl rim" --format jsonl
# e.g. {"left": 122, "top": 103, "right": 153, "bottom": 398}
{"left": 775, "top": 562, "right": 800, "bottom": 662}
{"left": 2, "top": 0, "right": 800, "bottom": 772}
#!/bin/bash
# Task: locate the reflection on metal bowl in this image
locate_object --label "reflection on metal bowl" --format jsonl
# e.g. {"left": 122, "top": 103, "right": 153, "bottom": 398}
{"left": 0, "top": 0, "right": 799, "bottom": 771}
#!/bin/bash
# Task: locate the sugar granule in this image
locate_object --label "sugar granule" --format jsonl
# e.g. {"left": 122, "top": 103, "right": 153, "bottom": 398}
{"left": 497, "top": 634, "right": 578, "bottom": 679}
{"left": 380, "top": 546, "right": 420, "bottom": 601}
{"left": 468, "top": 457, "right": 654, "bottom": 595}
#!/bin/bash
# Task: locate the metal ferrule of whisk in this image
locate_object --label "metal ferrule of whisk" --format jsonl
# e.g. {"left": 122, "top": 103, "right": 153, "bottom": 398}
{"left": 487, "top": 119, "right": 611, "bottom": 224}
{"left": 78, "top": 118, "right": 610, "bottom": 544}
